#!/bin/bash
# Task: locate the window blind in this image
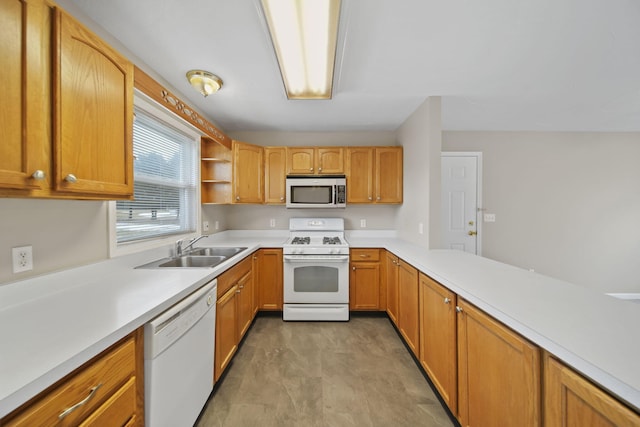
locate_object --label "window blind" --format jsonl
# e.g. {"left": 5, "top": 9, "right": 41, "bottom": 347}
{"left": 116, "top": 108, "right": 197, "bottom": 243}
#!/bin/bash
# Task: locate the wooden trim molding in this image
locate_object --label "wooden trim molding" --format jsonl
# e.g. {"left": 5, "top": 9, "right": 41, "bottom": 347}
{"left": 133, "top": 66, "right": 231, "bottom": 149}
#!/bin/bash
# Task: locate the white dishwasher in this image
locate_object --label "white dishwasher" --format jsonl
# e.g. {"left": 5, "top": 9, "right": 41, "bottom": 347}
{"left": 144, "top": 280, "right": 217, "bottom": 427}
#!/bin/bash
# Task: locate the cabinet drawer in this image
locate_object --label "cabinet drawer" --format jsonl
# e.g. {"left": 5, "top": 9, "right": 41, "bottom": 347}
{"left": 218, "top": 255, "right": 253, "bottom": 296}
{"left": 351, "top": 248, "right": 380, "bottom": 262}
{"left": 5, "top": 336, "right": 136, "bottom": 427}
{"left": 79, "top": 377, "right": 137, "bottom": 427}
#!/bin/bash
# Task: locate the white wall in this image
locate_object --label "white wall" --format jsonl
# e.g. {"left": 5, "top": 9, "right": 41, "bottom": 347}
{"left": 443, "top": 131, "right": 640, "bottom": 293}
{"left": 396, "top": 97, "right": 442, "bottom": 248}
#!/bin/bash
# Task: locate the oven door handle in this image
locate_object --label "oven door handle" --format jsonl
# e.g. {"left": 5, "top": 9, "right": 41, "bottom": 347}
{"left": 283, "top": 255, "right": 350, "bottom": 263}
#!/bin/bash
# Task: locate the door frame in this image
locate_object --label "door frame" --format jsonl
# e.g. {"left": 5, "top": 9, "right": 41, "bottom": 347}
{"left": 441, "top": 152, "right": 483, "bottom": 256}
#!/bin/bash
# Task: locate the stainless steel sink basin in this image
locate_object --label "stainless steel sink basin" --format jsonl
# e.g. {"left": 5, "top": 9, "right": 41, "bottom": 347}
{"left": 158, "top": 255, "right": 226, "bottom": 268}
{"left": 186, "top": 247, "right": 247, "bottom": 257}
{"left": 136, "top": 247, "right": 247, "bottom": 269}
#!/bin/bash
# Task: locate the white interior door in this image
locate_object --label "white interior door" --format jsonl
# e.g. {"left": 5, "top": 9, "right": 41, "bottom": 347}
{"left": 441, "top": 153, "right": 481, "bottom": 254}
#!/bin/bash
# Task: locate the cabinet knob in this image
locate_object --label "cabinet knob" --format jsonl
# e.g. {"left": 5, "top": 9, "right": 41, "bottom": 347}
{"left": 318, "top": 167, "right": 322, "bottom": 172}
{"left": 368, "top": 196, "right": 372, "bottom": 201}
{"left": 444, "top": 297, "right": 451, "bottom": 304}
{"left": 309, "top": 167, "right": 314, "bottom": 172}
{"left": 352, "top": 266, "right": 356, "bottom": 271}
{"left": 239, "top": 285, "right": 244, "bottom": 289}
{"left": 280, "top": 197, "right": 284, "bottom": 201}
{"left": 64, "top": 174, "right": 77, "bottom": 183}
{"left": 31, "top": 170, "right": 46, "bottom": 180}
{"left": 376, "top": 196, "right": 381, "bottom": 200}
{"left": 236, "top": 196, "right": 240, "bottom": 201}
{"left": 456, "top": 306, "right": 463, "bottom": 313}
{"left": 253, "top": 256, "right": 257, "bottom": 260}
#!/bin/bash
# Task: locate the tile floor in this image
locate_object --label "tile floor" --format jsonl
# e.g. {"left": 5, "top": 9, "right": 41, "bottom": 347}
{"left": 196, "top": 315, "right": 454, "bottom": 427}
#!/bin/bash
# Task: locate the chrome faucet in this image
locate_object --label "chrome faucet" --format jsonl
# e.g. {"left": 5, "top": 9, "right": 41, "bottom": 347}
{"left": 175, "top": 235, "right": 209, "bottom": 257}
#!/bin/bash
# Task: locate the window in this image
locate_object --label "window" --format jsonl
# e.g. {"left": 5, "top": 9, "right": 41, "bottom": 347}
{"left": 115, "top": 106, "right": 198, "bottom": 244}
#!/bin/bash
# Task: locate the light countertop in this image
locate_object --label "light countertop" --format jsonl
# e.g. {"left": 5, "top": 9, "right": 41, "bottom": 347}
{"left": 1, "top": 230, "right": 638, "bottom": 417}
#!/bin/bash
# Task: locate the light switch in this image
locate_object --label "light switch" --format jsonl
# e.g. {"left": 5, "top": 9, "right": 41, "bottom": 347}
{"left": 484, "top": 213, "right": 496, "bottom": 222}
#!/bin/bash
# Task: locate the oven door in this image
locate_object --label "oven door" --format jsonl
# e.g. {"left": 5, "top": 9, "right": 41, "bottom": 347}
{"left": 283, "top": 255, "right": 349, "bottom": 303}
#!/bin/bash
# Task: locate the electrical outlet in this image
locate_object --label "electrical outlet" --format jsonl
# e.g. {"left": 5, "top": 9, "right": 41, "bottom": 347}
{"left": 360, "top": 219, "right": 366, "bottom": 228}
{"left": 269, "top": 218, "right": 276, "bottom": 228}
{"left": 203, "top": 221, "right": 209, "bottom": 232}
{"left": 12, "top": 246, "right": 33, "bottom": 273}
{"left": 214, "top": 221, "right": 219, "bottom": 230}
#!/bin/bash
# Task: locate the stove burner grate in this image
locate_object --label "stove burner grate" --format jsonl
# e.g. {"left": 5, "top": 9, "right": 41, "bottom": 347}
{"left": 323, "top": 236, "right": 342, "bottom": 245}
{"left": 291, "top": 237, "right": 311, "bottom": 245}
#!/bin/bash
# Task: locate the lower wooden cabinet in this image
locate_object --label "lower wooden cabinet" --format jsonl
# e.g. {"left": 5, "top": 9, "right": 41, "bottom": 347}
{"left": 254, "top": 249, "right": 283, "bottom": 310}
{"left": 419, "top": 273, "right": 457, "bottom": 414}
{"left": 457, "top": 298, "right": 541, "bottom": 427}
{"left": 349, "top": 249, "right": 382, "bottom": 310}
{"left": 3, "top": 329, "right": 144, "bottom": 426}
{"left": 214, "top": 255, "right": 254, "bottom": 381}
{"left": 385, "top": 251, "right": 399, "bottom": 324}
{"left": 544, "top": 354, "right": 640, "bottom": 427}
{"left": 397, "top": 259, "right": 419, "bottom": 356}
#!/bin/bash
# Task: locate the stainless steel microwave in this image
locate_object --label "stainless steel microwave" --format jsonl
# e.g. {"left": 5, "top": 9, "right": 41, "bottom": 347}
{"left": 286, "top": 175, "right": 346, "bottom": 208}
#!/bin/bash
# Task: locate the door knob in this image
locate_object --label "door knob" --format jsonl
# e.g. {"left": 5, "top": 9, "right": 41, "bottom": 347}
{"left": 468, "top": 230, "right": 477, "bottom": 236}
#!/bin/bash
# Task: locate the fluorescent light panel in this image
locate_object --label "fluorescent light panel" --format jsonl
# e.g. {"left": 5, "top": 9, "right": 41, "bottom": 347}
{"left": 261, "top": 0, "right": 341, "bottom": 99}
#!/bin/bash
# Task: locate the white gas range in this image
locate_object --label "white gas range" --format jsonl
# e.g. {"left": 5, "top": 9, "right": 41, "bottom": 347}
{"left": 282, "top": 218, "right": 350, "bottom": 321}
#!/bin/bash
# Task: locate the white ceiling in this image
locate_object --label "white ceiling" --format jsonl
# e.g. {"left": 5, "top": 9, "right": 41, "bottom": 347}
{"left": 68, "top": 0, "right": 640, "bottom": 133}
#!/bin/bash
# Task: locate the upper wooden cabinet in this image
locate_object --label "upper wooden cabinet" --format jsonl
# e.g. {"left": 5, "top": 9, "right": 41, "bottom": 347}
{"left": 232, "top": 141, "right": 263, "bottom": 203}
{"left": 0, "top": 0, "right": 51, "bottom": 192}
{"left": 346, "top": 147, "right": 402, "bottom": 204}
{"left": 286, "top": 147, "right": 344, "bottom": 175}
{"left": 457, "top": 298, "right": 541, "bottom": 427}
{"left": 264, "top": 147, "right": 286, "bottom": 204}
{"left": 0, "top": 2, "right": 134, "bottom": 199}
{"left": 201, "top": 137, "right": 232, "bottom": 204}
{"left": 544, "top": 354, "right": 640, "bottom": 427}
{"left": 54, "top": 8, "right": 133, "bottom": 197}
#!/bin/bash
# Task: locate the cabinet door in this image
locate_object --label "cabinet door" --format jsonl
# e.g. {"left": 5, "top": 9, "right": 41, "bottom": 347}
{"left": 287, "top": 147, "right": 315, "bottom": 174}
{"left": 264, "top": 147, "right": 286, "bottom": 204}
{"left": 316, "top": 147, "right": 344, "bottom": 174}
{"left": 215, "top": 285, "right": 238, "bottom": 381}
{"left": 237, "top": 271, "right": 253, "bottom": 339}
{"left": 233, "top": 141, "right": 263, "bottom": 203}
{"left": 346, "top": 147, "right": 374, "bottom": 203}
{"left": 385, "top": 251, "right": 399, "bottom": 325}
{"left": 0, "top": 0, "right": 50, "bottom": 191}
{"left": 54, "top": 9, "right": 133, "bottom": 197}
{"left": 257, "top": 249, "right": 283, "bottom": 310}
{"left": 544, "top": 355, "right": 640, "bottom": 427}
{"left": 419, "top": 273, "right": 457, "bottom": 414}
{"left": 375, "top": 147, "right": 403, "bottom": 203}
{"left": 397, "top": 259, "right": 419, "bottom": 356}
{"left": 457, "top": 299, "right": 541, "bottom": 427}
{"left": 350, "top": 262, "right": 380, "bottom": 310}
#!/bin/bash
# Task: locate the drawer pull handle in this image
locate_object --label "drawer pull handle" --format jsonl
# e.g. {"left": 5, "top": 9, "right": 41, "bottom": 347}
{"left": 359, "top": 254, "right": 369, "bottom": 258}
{"left": 58, "top": 383, "right": 102, "bottom": 419}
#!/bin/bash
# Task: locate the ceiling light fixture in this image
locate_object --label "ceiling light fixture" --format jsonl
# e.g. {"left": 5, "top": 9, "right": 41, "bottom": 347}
{"left": 261, "top": 0, "right": 341, "bottom": 100}
{"left": 186, "top": 70, "right": 223, "bottom": 97}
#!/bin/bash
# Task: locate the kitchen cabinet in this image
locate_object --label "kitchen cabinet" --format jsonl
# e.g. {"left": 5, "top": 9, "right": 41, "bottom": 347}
{"left": 0, "top": 0, "right": 51, "bottom": 192}
{"left": 3, "top": 329, "right": 143, "bottom": 426}
{"left": 397, "top": 258, "right": 419, "bottom": 356}
{"left": 201, "top": 136, "right": 232, "bottom": 204}
{"left": 544, "top": 354, "right": 640, "bottom": 427}
{"left": 346, "top": 147, "right": 402, "bottom": 204}
{"left": 215, "top": 255, "right": 254, "bottom": 381}
{"left": 264, "top": 147, "right": 287, "bottom": 204}
{"left": 349, "top": 249, "right": 382, "bottom": 310}
{"left": 457, "top": 298, "right": 541, "bottom": 427}
{"left": 419, "top": 273, "right": 457, "bottom": 414}
{"left": 286, "top": 147, "right": 344, "bottom": 175}
{"left": 232, "top": 141, "right": 263, "bottom": 203}
{"left": 254, "top": 248, "right": 283, "bottom": 310}
{"left": 385, "top": 251, "right": 399, "bottom": 324}
{"left": 0, "top": 1, "right": 134, "bottom": 199}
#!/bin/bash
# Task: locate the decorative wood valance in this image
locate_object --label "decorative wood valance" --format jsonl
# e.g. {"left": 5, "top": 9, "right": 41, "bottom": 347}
{"left": 133, "top": 66, "right": 232, "bottom": 149}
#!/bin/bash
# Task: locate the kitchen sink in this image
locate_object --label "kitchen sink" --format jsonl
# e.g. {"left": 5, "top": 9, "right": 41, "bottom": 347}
{"left": 158, "top": 255, "right": 227, "bottom": 268}
{"left": 136, "top": 247, "right": 247, "bottom": 269}
{"left": 186, "top": 247, "right": 247, "bottom": 257}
